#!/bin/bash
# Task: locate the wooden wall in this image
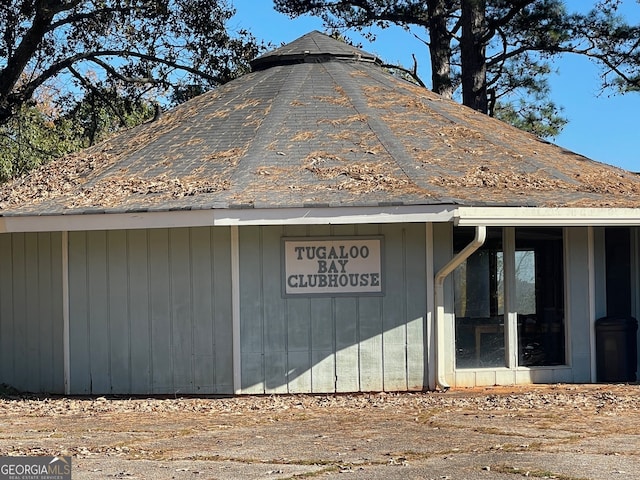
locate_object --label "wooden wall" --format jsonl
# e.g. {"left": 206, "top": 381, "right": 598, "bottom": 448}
{"left": 0, "top": 232, "right": 64, "bottom": 393}
{"left": 1, "top": 223, "right": 608, "bottom": 395}
{"left": 67, "top": 228, "right": 233, "bottom": 394}
{"left": 238, "top": 223, "right": 428, "bottom": 394}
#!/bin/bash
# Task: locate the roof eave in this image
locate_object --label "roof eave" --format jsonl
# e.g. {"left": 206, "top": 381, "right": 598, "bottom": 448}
{"left": 455, "top": 206, "right": 640, "bottom": 227}
{"left": 0, "top": 204, "right": 457, "bottom": 233}
{"left": 4, "top": 205, "right": 640, "bottom": 233}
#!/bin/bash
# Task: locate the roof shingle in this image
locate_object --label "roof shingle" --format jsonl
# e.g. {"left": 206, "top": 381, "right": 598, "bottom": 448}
{"left": 2, "top": 30, "right": 640, "bottom": 217}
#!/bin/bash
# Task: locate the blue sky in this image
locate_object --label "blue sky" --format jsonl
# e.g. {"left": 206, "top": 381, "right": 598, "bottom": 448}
{"left": 231, "top": 0, "right": 640, "bottom": 172}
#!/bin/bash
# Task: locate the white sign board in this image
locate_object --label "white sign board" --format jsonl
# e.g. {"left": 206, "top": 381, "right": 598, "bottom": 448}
{"left": 282, "top": 237, "right": 384, "bottom": 297}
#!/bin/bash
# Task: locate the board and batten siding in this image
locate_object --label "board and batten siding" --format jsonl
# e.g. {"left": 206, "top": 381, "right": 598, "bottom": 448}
{"left": 67, "top": 227, "right": 233, "bottom": 395}
{"left": 239, "top": 223, "right": 428, "bottom": 394}
{"left": 0, "top": 232, "right": 65, "bottom": 393}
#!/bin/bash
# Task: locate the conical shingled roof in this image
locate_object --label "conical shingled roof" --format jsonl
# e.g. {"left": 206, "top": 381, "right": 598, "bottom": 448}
{"left": 251, "top": 30, "right": 380, "bottom": 70}
{"left": 2, "top": 30, "right": 640, "bottom": 216}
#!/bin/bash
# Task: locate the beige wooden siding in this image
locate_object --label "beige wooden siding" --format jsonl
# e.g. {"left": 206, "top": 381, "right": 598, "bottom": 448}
{"left": 67, "top": 227, "right": 233, "bottom": 394}
{"left": 239, "top": 223, "right": 428, "bottom": 394}
{"left": 0, "top": 232, "right": 64, "bottom": 393}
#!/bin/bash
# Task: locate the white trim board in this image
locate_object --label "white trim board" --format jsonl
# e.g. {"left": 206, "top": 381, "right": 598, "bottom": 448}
{"left": 0, "top": 205, "right": 456, "bottom": 233}
{"left": 6, "top": 205, "right": 640, "bottom": 234}
{"left": 456, "top": 207, "right": 640, "bottom": 226}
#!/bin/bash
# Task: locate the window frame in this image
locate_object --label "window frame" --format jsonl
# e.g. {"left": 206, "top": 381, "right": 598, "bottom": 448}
{"left": 454, "top": 226, "right": 568, "bottom": 370}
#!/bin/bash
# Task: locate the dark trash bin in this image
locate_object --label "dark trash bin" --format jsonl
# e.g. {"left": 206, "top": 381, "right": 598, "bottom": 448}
{"left": 595, "top": 316, "right": 638, "bottom": 382}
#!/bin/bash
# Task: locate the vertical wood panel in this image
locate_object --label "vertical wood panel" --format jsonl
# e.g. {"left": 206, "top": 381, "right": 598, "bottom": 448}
{"left": 212, "top": 227, "right": 233, "bottom": 393}
{"left": 36, "top": 233, "right": 53, "bottom": 393}
{"left": 148, "top": 229, "right": 173, "bottom": 393}
{"left": 335, "top": 297, "right": 359, "bottom": 392}
{"left": 24, "top": 234, "right": 41, "bottom": 392}
{"left": 239, "top": 223, "right": 429, "bottom": 394}
{"left": 191, "top": 227, "right": 214, "bottom": 392}
{"left": 170, "top": 228, "right": 193, "bottom": 393}
{"left": 381, "top": 225, "right": 408, "bottom": 391}
{"left": 264, "top": 351, "right": 287, "bottom": 393}
{"left": 284, "top": 225, "right": 308, "bottom": 236}
{"left": 0, "top": 234, "right": 14, "bottom": 387}
{"left": 87, "top": 231, "right": 110, "bottom": 393}
{"left": 331, "top": 225, "right": 359, "bottom": 391}
{"left": 311, "top": 297, "right": 335, "bottom": 392}
{"left": 405, "top": 224, "right": 427, "bottom": 390}
{"left": 355, "top": 225, "right": 383, "bottom": 391}
{"left": 309, "top": 223, "right": 334, "bottom": 391}
{"left": 239, "top": 226, "right": 264, "bottom": 393}
{"left": 286, "top": 298, "right": 311, "bottom": 393}
{"left": 11, "top": 234, "right": 28, "bottom": 391}
{"left": 2, "top": 226, "right": 233, "bottom": 395}
{"left": 68, "top": 232, "right": 91, "bottom": 393}
{"left": 0, "top": 236, "right": 12, "bottom": 384}
{"left": 285, "top": 222, "right": 312, "bottom": 393}
{"left": 107, "top": 231, "right": 130, "bottom": 393}
{"left": 286, "top": 352, "right": 311, "bottom": 393}
{"left": 0, "top": 233, "right": 64, "bottom": 393}
{"left": 358, "top": 296, "right": 383, "bottom": 391}
{"left": 286, "top": 299, "right": 310, "bottom": 351}
{"left": 13, "top": 222, "right": 433, "bottom": 395}
{"left": 49, "top": 232, "right": 64, "bottom": 393}
{"left": 311, "top": 352, "right": 336, "bottom": 393}
{"left": 67, "top": 226, "right": 235, "bottom": 395}
{"left": 128, "top": 230, "right": 151, "bottom": 393}
{"left": 433, "top": 222, "right": 455, "bottom": 382}
{"left": 355, "top": 224, "right": 381, "bottom": 236}
{"left": 262, "top": 226, "right": 287, "bottom": 393}
{"left": 357, "top": 222, "right": 384, "bottom": 392}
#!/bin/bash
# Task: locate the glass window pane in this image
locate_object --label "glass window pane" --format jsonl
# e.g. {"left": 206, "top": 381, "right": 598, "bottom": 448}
{"left": 515, "top": 250, "right": 536, "bottom": 315}
{"left": 516, "top": 228, "right": 565, "bottom": 366}
{"left": 454, "top": 227, "right": 505, "bottom": 369}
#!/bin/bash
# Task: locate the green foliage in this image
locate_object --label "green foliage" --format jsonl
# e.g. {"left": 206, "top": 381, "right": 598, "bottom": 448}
{"left": 0, "top": 88, "right": 156, "bottom": 183}
{"left": 0, "top": 105, "right": 79, "bottom": 182}
{"left": 494, "top": 101, "right": 567, "bottom": 140}
{"left": 0, "top": 0, "right": 266, "bottom": 181}
{"left": 63, "top": 87, "right": 157, "bottom": 148}
{"left": 488, "top": 54, "right": 568, "bottom": 138}
{"left": 0, "top": 0, "right": 265, "bottom": 124}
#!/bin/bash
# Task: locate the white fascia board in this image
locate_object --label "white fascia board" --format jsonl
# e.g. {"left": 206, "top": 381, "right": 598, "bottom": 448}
{"left": 455, "top": 207, "right": 640, "bottom": 227}
{"left": 0, "top": 210, "right": 215, "bottom": 233}
{"left": 0, "top": 205, "right": 456, "bottom": 233}
{"left": 212, "top": 205, "right": 456, "bottom": 226}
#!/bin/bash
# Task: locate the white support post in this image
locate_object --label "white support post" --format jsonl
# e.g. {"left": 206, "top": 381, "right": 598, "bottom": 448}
{"left": 425, "top": 223, "right": 436, "bottom": 390}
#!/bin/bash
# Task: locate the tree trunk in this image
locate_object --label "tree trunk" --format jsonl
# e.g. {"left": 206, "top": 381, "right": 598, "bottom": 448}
{"left": 461, "top": 0, "right": 488, "bottom": 113}
{"left": 0, "top": 0, "right": 57, "bottom": 123}
{"left": 428, "top": 0, "right": 454, "bottom": 99}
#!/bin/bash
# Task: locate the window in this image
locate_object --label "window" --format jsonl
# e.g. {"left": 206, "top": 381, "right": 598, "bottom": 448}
{"left": 515, "top": 228, "right": 565, "bottom": 366}
{"left": 453, "top": 227, "right": 565, "bottom": 369}
{"left": 453, "top": 228, "right": 505, "bottom": 368}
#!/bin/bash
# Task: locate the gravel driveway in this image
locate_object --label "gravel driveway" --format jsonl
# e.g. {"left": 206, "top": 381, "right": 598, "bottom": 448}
{"left": 1, "top": 384, "right": 639, "bottom": 479}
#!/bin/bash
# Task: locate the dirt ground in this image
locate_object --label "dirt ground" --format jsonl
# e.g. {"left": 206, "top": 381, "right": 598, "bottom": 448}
{"left": 1, "top": 383, "right": 639, "bottom": 480}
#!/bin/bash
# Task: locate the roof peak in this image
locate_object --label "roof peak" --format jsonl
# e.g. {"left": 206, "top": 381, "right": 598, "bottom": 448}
{"left": 250, "top": 30, "right": 380, "bottom": 71}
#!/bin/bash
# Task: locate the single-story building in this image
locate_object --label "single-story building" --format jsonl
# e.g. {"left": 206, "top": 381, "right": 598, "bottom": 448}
{"left": 1, "top": 31, "right": 639, "bottom": 395}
